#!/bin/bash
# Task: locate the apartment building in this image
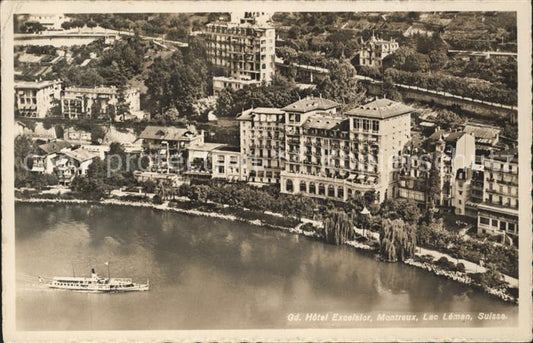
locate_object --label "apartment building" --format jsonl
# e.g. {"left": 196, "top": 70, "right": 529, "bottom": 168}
{"left": 185, "top": 143, "right": 226, "bottom": 178}
{"left": 396, "top": 142, "right": 432, "bottom": 204}
{"left": 477, "top": 149, "right": 518, "bottom": 244}
{"left": 427, "top": 131, "right": 476, "bottom": 209}
{"left": 15, "top": 80, "right": 62, "bottom": 118}
{"left": 279, "top": 97, "right": 412, "bottom": 203}
{"left": 454, "top": 164, "right": 485, "bottom": 218}
{"left": 237, "top": 107, "right": 286, "bottom": 184}
{"left": 462, "top": 122, "right": 500, "bottom": 153}
{"left": 31, "top": 140, "right": 72, "bottom": 174}
{"left": 26, "top": 14, "right": 68, "bottom": 31}
{"left": 211, "top": 146, "right": 243, "bottom": 181}
{"left": 356, "top": 34, "right": 399, "bottom": 67}
{"left": 204, "top": 12, "right": 275, "bottom": 95}
{"left": 139, "top": 125, "right": 204, "bottom": 174}
{"left": 61, "top": 86, "right": 141, "bottom": 120}
{"left": 56, "top": 148, "right": 100, "bottom": 184}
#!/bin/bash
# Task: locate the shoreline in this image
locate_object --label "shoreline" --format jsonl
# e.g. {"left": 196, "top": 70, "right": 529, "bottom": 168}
{"left": 15, "top": 196, "right": 517, "bottom": 304}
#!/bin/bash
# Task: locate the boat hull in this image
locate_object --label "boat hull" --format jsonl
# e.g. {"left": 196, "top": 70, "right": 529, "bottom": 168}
{"left": 47, "top": 284, "right": 149, "bottom": 292}
{"left": 48, "top": 285, "right": 150, "bottom": 293}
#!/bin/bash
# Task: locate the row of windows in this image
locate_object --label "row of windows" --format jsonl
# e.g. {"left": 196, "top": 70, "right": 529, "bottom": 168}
{"left": 215, "top": 156, "right": 239, "bottom": 164}
{"left": 216, "top": 166, "right": 239, "bottom": 174}
{"left": 18, "top": 97, "right": 37, "bottom": 104}
{"left": 479, "top": 217, "right": 517, "bottom": 233}
{"left": 353, "top": 119, "right": 380, "bottom": 132}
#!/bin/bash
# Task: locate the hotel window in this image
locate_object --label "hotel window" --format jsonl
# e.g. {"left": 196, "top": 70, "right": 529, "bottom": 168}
{"left": 479, "top": 217, "right": 490, "bottom": 225}
{"left": 491, "top": 219, "right": 498, "bottom": 227}
{"left": 372, "top": 120, "right": 379, "bottom": 132}
{"left": 499, "top": 221, "right": 506, "bottom": 231}
{"left": 508, "top": 223, "right": 516, "bottom": 232}
{"left": 230, "top": 156, "right": 238, "bottom": 164}
{"left": 218, "top": 166, "right": 225, "bottom": 173}
{"left": 362, "top": 119, "right": 370, "bottom": 131}
{"left": 353, "top": 119, "right": 360, "bottom": 129}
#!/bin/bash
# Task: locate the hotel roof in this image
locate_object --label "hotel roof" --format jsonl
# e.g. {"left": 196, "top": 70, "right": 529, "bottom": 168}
{"left": 282, "top": 97, "right": 340, "bottom": 113}
{"left": 38, "top": 140, "right": 71, "bottom": 155}
{"left": 61, "top": 148, "right": 99, "bottom": 162}
{"left": 187, "top": 143, "right": 226, "bottom": 152}
{"left": 236, "top": 107, "right": 285, "bottom": 120}
{"left": 463, "top": 123, "right": 500, "bottom": 140}
{"left": 345, "top": 99, "right": 413, "bottom": 119}
{"left": 64, "top": 86, "right": 117, "bottom": 95}
{"left": 214, "top": 145, "right": 241, "bottom": 153}
{"left": 15, "top": 80, "right": 61, "bottom": 89}
{"left": 428, "top": 130, "right": 467, "bottom": 143}
{"left": 302, "top": 115, "right": 347, "bottom": 130}
{"left": 139, "top": 126, "right": 198, "bottom": 141}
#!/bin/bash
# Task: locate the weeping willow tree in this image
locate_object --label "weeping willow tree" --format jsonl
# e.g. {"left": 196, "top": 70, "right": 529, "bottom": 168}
{"left": 323, "top": 210, "right": 355, "bottom": 245}
{"left": 379, "top": 218, "right": 417, "bottom": 262}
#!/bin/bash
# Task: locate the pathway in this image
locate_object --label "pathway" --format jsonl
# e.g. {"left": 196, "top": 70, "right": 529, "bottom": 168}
{"left": 352, "top": 226, "right": 518, "bottom": 288}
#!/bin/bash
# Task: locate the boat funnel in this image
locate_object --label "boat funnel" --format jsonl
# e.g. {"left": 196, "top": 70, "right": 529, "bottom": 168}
{"left": 91, "top": 268, "right": 97, "bottom": 278}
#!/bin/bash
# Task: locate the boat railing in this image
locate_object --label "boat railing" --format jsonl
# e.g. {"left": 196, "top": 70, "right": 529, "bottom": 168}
{"left": 111, "top": 278, "right": 133, "bottom": 283}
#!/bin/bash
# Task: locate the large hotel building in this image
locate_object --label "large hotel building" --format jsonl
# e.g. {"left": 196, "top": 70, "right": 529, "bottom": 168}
{"left": 238, "top": 97, "right": 413, "bottom": 202}
{"left": 204, "top": 12, "right": 276, "bottom": 95}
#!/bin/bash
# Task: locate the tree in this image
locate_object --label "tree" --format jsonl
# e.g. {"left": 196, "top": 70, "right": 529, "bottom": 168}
{"left": 48, "top": 99, "right": 62, "bottom": 117}
{"left": 316, "top": 59, "right": 362, "bottom": 105}
{"left": 145, "top": 55, "right": 178, "bottom": 115}
{"left": 54, "top": 125, "right": 64, "bottom": 139}
{"left": 14, "top": 135, "right": 37, "bottom": 186}
{"left": 107, "top": 104, "right": 116, "bottom": 122}
{"left": 322, "top": 210, "right": 354, "bottom": 245}
{"left": 116, "top": 85, "right": 131, "bottom": 120}
{"left": 188, "top": 184, "right": 209, "bottom": 203}
{"left": 142, "top": 180, "right": 157, "bottom": 193}
{"left": 90, "top": 125, "right": 106, "bottom": 144}
{"left": 379, "top": 218, "right": 417, "bottom": 262}
{"left": 23, "top": 21, "right": 44, "bottom": 33}
{"left": 428, "top": 50, "right": 448, "bottom": 71}
{"left": 432, "top": 109, "right": 464, "bottom": 130}
{"left": 91, "top": 100, "right": 103, "bottom": 119}
{"left": 87, "top": 157, "right": 107, "bottom": 181}
{"left": 380, "top": 198, "right": 421, "bottom": 224}
{"left": 403, "top": 53, "right": 430, "bottom": 73}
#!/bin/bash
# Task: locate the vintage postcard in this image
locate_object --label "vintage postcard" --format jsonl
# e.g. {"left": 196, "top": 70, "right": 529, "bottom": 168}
{"left": 2, "top": 0, "right": 532, "bottom": 342}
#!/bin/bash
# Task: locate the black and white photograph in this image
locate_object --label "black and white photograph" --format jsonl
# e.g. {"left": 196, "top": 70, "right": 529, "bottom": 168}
{"left": 2, "top": 1, "right": 531, "bottom": 342}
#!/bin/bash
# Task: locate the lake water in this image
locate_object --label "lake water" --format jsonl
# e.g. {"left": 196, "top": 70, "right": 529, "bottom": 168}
{"left": 15, "top": 203, "right": 518, "bottom": 330}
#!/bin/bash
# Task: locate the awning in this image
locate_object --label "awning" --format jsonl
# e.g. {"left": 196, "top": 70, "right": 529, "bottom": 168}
{"left": 357, "top": 174, "right": 365, "bottom": 180}
{"left": 189, "top": 150, "right": 209, "bottom": 159}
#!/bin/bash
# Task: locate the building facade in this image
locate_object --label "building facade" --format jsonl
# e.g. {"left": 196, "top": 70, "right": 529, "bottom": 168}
{"left": 211, "top": 146, "right": 243, "bottom": 181}
{"left": 237, "top": 107, "right": 286, "bottom": 184}
{"left": 15, "top": 80, "right": 62, "bottom": 118}
{"left": 61, "top": 86, "right": 141, "bottom": 120}
{"left": 27, "top": 14, "right": 68, "bottom": 30}
{"left": 204, "top": 12, "right": 275, "bottom": 95}
{"left": 139, "top": 125, "right": 204, "bottom": 174}
{"left": 237, "top": 97, "right": 414, "bottom": 203}
{"left": 477, "top": 149, "right": 519, "bottom": 244}
{"left": 430, "top": 131, "right": 476, "bottom": 209}
{"left": 356, "top": 34, "right": 399, "bottom": 67}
